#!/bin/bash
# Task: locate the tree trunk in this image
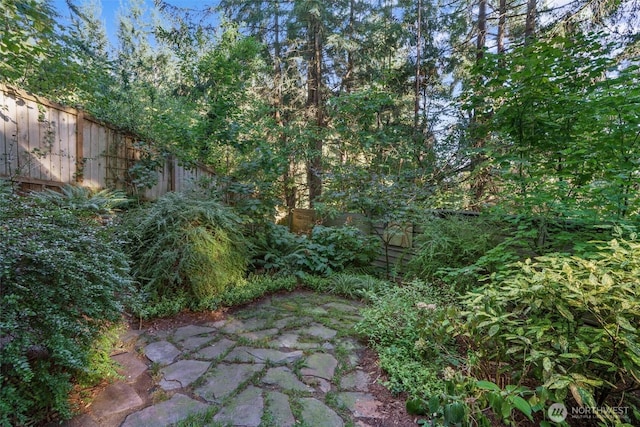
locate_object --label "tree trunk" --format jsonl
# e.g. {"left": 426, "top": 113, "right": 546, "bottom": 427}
{"left": 307, "top": 13, "right": 323, "bottom": 207}
{"left": 497, "top": 0, "right": 506, "bottom": 54}
{"left": 469, "top": 0, "right": 489, "bottom": 208}
{"left": 476, "top": 0, "right": 486, "bottom": 61}
{"left": 273, "top": 3, "right": 297, "bottom": 211}
{"left": 525, "top": 0, "right": 537, "bottom": 44}
{"left": 414, "top": 0, "right": 422, "bottom": 132}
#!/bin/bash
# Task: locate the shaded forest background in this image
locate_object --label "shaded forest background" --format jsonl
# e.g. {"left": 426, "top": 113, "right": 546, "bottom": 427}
{"left": 1, "top": 0, "right": 639, "bottom": 222}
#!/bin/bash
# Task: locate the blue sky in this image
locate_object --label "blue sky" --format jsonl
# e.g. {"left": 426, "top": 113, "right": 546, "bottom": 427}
{"left": 52, "top": 1, "right": 219, "bottom": 47}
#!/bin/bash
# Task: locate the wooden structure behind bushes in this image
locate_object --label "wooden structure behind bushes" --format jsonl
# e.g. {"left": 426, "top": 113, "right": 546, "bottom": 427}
{"left": 289, "top": 208, "right": 480, "bottom": 275}
{"left": 0, "top": 85, "right": 212, "bottom": 199}
{"left": 371, "top": 210, "right": 480, "bottom": 274}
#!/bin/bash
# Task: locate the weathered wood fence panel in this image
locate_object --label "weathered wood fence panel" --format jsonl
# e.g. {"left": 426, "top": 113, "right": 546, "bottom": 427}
{"left": 371, "top": 222, "right": 419, "bottom": 273}
{"left": 0, "top": 87, "right": 80, "bottom": 189}
{"left": 0, "top": 85, "right": 212, "bottom": 198}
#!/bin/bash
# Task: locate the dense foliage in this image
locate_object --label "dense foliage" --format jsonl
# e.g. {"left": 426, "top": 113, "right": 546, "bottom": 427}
{"left": 406, "top": 214, "right": 502, "bottom": 291}
{"left": 356, "top": 280, "right": 458, "bottom": 399}
{"left": 248, "top": 223, "right": 380, "bottom": 277}
{"left": 123, "top": 191, "right": 248, "bottom": 318}
{"left": 461, "top": 236, "right": 640, "bottom": 425}
{"left": 2, "top": 0, "right": 640, "bottom": 425}
{"left": 357, "top": 218, "right": 640, "bottom": 426}
{"left": 0, "top": 182, "right": 133, "bottom": 425}
{"left": 4, "top": 1, "right": 636, "bottom": 215}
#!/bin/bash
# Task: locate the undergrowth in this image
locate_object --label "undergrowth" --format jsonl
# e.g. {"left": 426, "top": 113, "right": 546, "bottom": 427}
{"left": 0, "top": 182, "right": 134, "bottom": 425}
{"left": 123, "top": 191, "right": 248, "bottom": 316}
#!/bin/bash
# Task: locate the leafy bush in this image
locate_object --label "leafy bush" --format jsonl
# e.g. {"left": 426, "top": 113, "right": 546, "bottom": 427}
{"left": 356, "top": 279, "right": 457, "bottom": 398}
{"left": 30, "top": 184, "right": 129, "bottom": 216}
{"left": 406, "top": 215, "right": 502, "bottom": 292}
{"left": 436, "top": 214, "right": 612, "bottom": 293}
{"left": 0, "top": 185, "right": 133, "bottom": 425}
{"left": 461, "top": 234, "right": 640, "bottom": 425}
{"left": 216, "top": 275, "right": 298, "bottom": 307}
{"left": 247, "top": 223, "right": 308, "bottom": 274}
{"left": 310, "top": 225, "right": 380, "bottom": 271}
{"left": 124, "top": 192, "right": 248, "bottom": 317}
{"left": 248, "top": 224, "right": 380, "bottom": 277}
{"left": 304, "top": 272, "right": 388, "bottom": 299}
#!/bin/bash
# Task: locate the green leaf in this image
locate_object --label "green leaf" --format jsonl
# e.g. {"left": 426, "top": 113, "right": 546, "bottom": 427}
{"left": 443, "top": 402, "right": 466, "bottom": 424}
{"left": 509, "top": 396, "right": 533, "bottom": 420}
{"left": 488, "top": 324, "right": 500, "bottom": 337}
{"left": 476, "top": 380, "right": 501, "bottom": 391}
{"left": 556, "top": 305, "right": 574, "bottom": 322}
{"left": 617, "top": 316, "right": 636, "bottom": 332}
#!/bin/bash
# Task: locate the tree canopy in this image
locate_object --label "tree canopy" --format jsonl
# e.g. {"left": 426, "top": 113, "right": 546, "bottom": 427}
{"left": 1, "top": 0, "right": 638, "bottom": 222}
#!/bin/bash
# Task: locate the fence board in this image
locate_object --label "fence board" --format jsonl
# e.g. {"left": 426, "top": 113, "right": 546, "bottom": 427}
{"left": 50, "top": 107, "right": 63, "bottom": 182}
{"left": 58, "top": 108, "right": 74, "bottom": 183}
{"left": 0, "top": 90, "right": 5, "bottom": 176}
{"left": 0, "top": 84, "right": 213, "bottom": 197}
{"left": 6, "top": 94, "right": 18, "bottom": 178}
{"left": 23, "top": 99, "right": 41, "bottom": 179}
{"left": 16, "top": 94, "right": 30, "bottom": 178}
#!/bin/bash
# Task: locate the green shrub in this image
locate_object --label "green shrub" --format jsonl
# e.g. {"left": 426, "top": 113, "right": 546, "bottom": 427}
{"left": 356, "top": 279, "right": 456, "bottom": 398}
{"left": 124, "top": 192, "right": 248, "bottom": 316}
{"left": 138, "top": 275, "right": 299, "bottom": 319}
{"left": 434, "top": 214, "right": 613, "bottom": 293}
{"left": 310, "top": 225, "right": 380, "bottom": 271}
{"left": 30, "top": 184, "right": 129, "bottom": 216}
{"left": 247, "top": 223, "right": 308, "bottom": 274}
{"left": 248, "top": 224, "right": 380, "bottom": 277}
{"left": 217, "top": 275, "right": 298, "bottom": 307}
{"left": 0, "top": 187, "right": 133, "bottom": 425}
{"left": 406, "top": 215, "right": 502, "bottom": 292}
{"left": 304, "top": 272, "right": 388, "bottom": 299}
{"left": 461, "top": 234, "right": 640, "bottom": 425}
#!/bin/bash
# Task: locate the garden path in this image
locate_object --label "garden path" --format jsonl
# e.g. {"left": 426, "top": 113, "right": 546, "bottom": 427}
{"left": 63, "top": 291, "right": 418, "bottom": 427}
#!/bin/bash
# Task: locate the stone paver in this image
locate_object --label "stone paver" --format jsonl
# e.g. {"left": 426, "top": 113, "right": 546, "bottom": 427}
{"left": 173, "top": 325, "right": 216, "bottom": 341}
{"left": 265, "top": 391, "right": 295, "bottom": 427}
{"left": 224, "top": 346, "right": 304, "bottom": 365}
{"left": 300, "top": 324, "right": 338, "bottom": 340}
{"left": 298, "top": 397, "right": 344, "bottom": 427}
{"left": 143, "top": 341, "right": 180, "bottom": 365}
{"left": 179, "top": 335, "right": 213, "bottom": 351}
{"left": 324, "top": 301, "right": 361, "bottom": 313}
{"left": 158, "top": 360, "right": 210, "bottom": 390}
{"left": 269, "top": 333, "right": 320, "bottom": 350}
{"left": 301, "top": 352, "right": 338, "bottom": 380}
{"left": 336, "top": 392, "right": 384, "bottom": 418}
{"left": 112, "top": 352, "right": 148, "bottom": 382}
{"left": 213, "top": 386, "right": 264, "bottom": 427}
{"left": 89, "top": 383, "right": 143, "bottom": 418}
{"left": 240, "top": 328, "right": 280, "bottom": 341}
{"left": 195, "top": 363, "right": 264, "bottom": 402}
{"left": 67, "top": 291, "right": 414, "bottom": 427}
{"left": 121, "top": 394, "right": 208, "bottom": 427}
{"left": 340, "top": 370, "right": 371, "bottom": 392}
{"left": 262, "top": 366, "right": 314, "bottom": 392}
{"left": 194, "top": 337, "right": 236, "bottom": 360}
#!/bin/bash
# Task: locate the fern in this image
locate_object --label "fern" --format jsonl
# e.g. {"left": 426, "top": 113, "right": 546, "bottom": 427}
{"left": 124, "top": 192, "right": 248, "bottom": 314}
{"left": 31, "top": 184, "right": 129, "bottom": 214}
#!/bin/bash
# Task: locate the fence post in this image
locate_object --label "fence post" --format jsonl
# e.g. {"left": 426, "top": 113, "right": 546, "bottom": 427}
{"left": 168, "top": 154, "right": 176, "bottom": 192}
{"left": 75, "top": 111, "right": 84, "bottom": 183}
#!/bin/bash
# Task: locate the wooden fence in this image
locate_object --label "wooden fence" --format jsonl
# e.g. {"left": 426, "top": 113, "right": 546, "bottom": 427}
{"left": 288, "top": 208, "right": 480, "bottom": 275}
{"left": 0, "top": 85, "right": 213, "bottom": 198}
